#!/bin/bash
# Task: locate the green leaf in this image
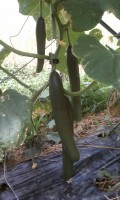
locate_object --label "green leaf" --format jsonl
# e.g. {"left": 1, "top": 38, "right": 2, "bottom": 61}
{"left": 56, "top": 29, "right": 84, "bottom": 72}
{"left": 0, "top": 89, "right": 33, "bottom": 150}
{"left": 18, "top": 0, "right": 49, "bottom": 19}
{"left": 73, "top": 34, "right": 120, "bottom": 92}
{"left": 84, "top": 0, "right": 120, "bottom": 20}
{"left": 18, "top": 0, "right": 39, "bottom": 17}
{"left": 73, "top": 35, "right": 114, "bottom": 84}
{"left": 62, "top": 0, "right": 104, "bottom": 31}
{"left": 0, "top": 47, "right": 11, "bottom": 65}
{"left": 100, "top": 0, "right": 120, "bottom": 19}
{"left": 89, "top": 29, "right": 103, "bottom": 41}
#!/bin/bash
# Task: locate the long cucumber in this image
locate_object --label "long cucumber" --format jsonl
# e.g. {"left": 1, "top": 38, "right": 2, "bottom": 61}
{"left": 36, "top": 16, "right": 46, "bottom": 72}
{"left": 66, "top": 45, "right": 82, "bottom": 121}
{"left": 49, "top": 70, "right": 80, "bottom": 162}
{"left": 63, "top": 96, "right": 74, "bottom": 180}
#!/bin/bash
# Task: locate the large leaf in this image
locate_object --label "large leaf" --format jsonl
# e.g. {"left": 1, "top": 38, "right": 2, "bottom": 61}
{"left": 100, "top": 0, "right": 120, "bottom": 19}
{"left": 73, "top": 35, "right": 120, "bottom": 93}
{"left": 18, "top": 0, "right": 49, "bottom": 19}
{"left": 107, "top": 0, "right": 120, "bottom": 19}
{"left": 18, "top": 0, "right": 39, "bottom": 17}
{"left": 62, "top": 0, "right": 104, "bottom": 32}
{"left": 0, "top": 89, "right": 33, "bottom": 149}
{"left": 73, "top": 35, "right": 115, "bottom": 85}
{"left": 17, "top": 0, "right": 52, "bottom": 41}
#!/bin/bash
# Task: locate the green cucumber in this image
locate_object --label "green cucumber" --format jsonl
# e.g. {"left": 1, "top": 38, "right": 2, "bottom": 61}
{"left": 49, "top": 70, "right": 80, "bottom": 162}
{"left": 36, "top": 16, "right": 46, "bottom": 73}
{"left": 66, "top": 45, "right": 82, "bottom": 121}
{"left": 64, "top": 95, "right": 74, "bottom": 131}
{"left": 62, "top": 145, "right": 73, "bottom": 181}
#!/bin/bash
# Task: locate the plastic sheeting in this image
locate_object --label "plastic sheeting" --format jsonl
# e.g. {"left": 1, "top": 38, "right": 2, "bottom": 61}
{"left": 0, "top": 128, "right": 120, "bottom": 200}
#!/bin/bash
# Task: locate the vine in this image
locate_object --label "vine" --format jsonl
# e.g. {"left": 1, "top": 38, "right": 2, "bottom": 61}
{"left": 0, "top": 40, "right": 49, "bottom": 60}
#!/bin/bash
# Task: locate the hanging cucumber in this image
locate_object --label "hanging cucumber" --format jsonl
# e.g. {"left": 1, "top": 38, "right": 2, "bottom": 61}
{"left": 64, "top": 95, "right": 74, "bottom": 131}
{"left": 49, "top": 70, "right": 80, "bottom": 162}
{"left": 66, "top": 45, "right": 82, "bottom": 122}
{"left": 36, "top": 1, "right": 46, "bottom": 73}
{"left": 62, "top": 96, "right": 74, "bottom": 180}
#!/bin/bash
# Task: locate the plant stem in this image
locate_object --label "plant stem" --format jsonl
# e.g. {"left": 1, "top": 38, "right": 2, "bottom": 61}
{"left": 0, "top": 65, "right": 35, "bottom": 93}
{"left": 64, "top": 80, "right": 97, "bottom": 97}
{"left": 110, "top": 181, "right": 120, "bottom": 192}
{"left": 107, "top": 121, "right": 120, "bottom": 136}
{"left": 50, "top": 3, "right": 69, "bottom": 57}
{"left": 30, "top": 81, "right": 49, "bottom": 102}
{"left": 66, "top": 29, "right": 71, "bottom": 46}
{"left": 0, "top": 40, "right": 49, "bottom": 60}
{"left": 40, "top": 0, "right": 43, "bottom": 17}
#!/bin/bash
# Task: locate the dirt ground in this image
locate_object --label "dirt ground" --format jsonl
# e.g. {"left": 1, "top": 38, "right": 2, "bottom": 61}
{"left": 3, "top": 109, "right": 120, "bottom": 168}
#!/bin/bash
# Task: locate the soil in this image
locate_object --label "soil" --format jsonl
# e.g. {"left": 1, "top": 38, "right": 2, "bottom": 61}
{"left": 4, "top": 109, "right": 120, "bottom": 167}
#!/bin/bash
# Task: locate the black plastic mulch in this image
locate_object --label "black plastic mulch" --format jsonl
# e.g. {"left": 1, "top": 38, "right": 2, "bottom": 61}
{"left": 0, "top": 128, "right": 120, "bottom": 200}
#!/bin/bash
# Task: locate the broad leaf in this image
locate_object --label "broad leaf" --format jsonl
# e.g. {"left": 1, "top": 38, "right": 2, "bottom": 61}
{"left": 62, "top": 0, "right": 104, "bottom": 31}
{"left": 18, "top": 0, "right": 39, "bottom": 18}
{"left": 108, "top": 0, "right": 120, "bottom": 19}
{"left": 0, "top": 89, "right": 33, "bottom": 149}
{"left": 100, "top": 0, "right": 120, "bottom": 19}
{"left": 73, "top": 35, "right": 114, "bottom": 84}
{"left": 18, "top": 0, "right": 49, "bottom": 19}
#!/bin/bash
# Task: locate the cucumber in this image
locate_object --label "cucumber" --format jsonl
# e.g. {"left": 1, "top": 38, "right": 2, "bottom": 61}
{"left": 36, "top": 16, "right": 46, "bottom": 73}
{"left": 64, "top": 95, "right": 74, "bottom": 131}
{"left": 62, "top": 145, "right": 73, "bottom": 181}
{"left": 49, "top": 70, "right": 80, "bottom": 162}
{"left": 66, "top": 45, "right": 82, "bottom": 121}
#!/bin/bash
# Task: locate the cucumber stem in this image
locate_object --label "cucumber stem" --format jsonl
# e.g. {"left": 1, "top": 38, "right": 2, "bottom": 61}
{"left": 40, "top": 0, "right": 43, "bottom": 17}
{"left": 66, "top": 29, "right": 71, "bottom": 46}
{"left": 0, "top": 40, "right": 49, "bottom": 60}
{"left": 64, "top": 80, "right": 97, "bottom": 97}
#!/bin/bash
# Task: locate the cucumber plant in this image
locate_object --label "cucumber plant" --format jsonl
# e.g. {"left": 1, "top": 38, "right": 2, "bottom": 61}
{"left": 1, "top": 0, "right": 120, "bottom": 181}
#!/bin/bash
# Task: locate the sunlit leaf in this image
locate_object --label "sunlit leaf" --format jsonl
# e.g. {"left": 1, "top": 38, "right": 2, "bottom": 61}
{"left": 89, "top": 29, "right": 103, "bottom": 41}
{"left": 73, "top": 35, "right": 114, "bottom": 84}
{"left": 0, "top": 89, "right": 33, "bottom": 149}
{"left": 56, "top": 29, "right": 84, "bottom": 72}
{"left": 62, "top": 0, "right": 103, "bottom": 31}
{"left": 18, "top": 0, "right": 49, "bottom": 19}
